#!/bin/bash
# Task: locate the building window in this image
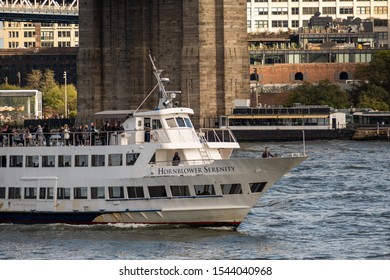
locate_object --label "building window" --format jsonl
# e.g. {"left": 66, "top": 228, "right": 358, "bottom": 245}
{"left": 339, "top": 71, "right": 349, "bottom": 80}
{"left": 254, "top": 7, "right": 268, "bottom": 15}
{"left": 374, "top": 19, "right": 388, "bottom": 27}
{"left": 295, "top": 72, "right": 304, "bottom": 81}
{"left": 271, "top": 7, "right": 288, "bottom": 15}
{"left": 272, "top": 21, "right": 288, "bottom": 28}
{"left": 323, "top": 7, "right": 336, "bottom": 14}
{"left": 255, "top": 20, "right": 268, "bottom": 28}
{"left": 374, "top": 6, "right": 388, "bottom": 14}
{"left": 247, "top": 20, "right": 251, "bottom": 28}
{"left": 291, "top": 7, "right": 299, "bottom": 15}
{"left": 303, "top": 7, "right": 319, "bottom": 15}
{"left": 356, "top": 7, "right": 370, "bottom": 14}
{"left": 378, "top": 32, "right": 388, "bottom": 40}
{"left": 247, "top": 7, "right": 251, "bottom": 16}
{"left": 340, "top": 7, "right": 353, "bottom": 14}
{"left": 254, "top": 0, "right": 268, "bottom": 2}
{"left": 24, "top": 42, "right": 36, "bottom": 48}
{"left": 24, "top": 31, "right": 36, "bottom": 38}
{"left": 291, "top": 20, "right": 300, "bottom": 28}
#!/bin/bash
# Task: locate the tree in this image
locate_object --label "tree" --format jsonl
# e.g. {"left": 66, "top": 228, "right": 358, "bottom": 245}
{"left": 25, "top": 69, "right": 43, "bottom": 90}
{"left": 358, "top": 84, "right": 389, "bottom": 111}
{"left": 24, "top": 69, "right": 78, "bottom": 117}
{"left": 285, "top": 80, "right": 350, "bottom": 108}
{"left": 352, "top": 50, "right": 390, "bottom": 110}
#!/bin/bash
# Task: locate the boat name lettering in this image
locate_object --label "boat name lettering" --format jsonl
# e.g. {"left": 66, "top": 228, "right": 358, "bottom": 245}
{"left": 157, "top": 166, "right": 235, "bottom": 175}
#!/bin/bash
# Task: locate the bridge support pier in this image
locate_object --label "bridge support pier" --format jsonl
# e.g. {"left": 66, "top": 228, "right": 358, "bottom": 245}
{"left": 77, "top": 0, "right": 248, "bottom": 127}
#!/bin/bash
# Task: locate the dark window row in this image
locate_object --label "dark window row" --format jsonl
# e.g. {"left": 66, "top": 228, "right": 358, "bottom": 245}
{"left": 0, "top": 182, "right": 267, "bottom": 200}
{"left": 0, "top": 153, "right": 140, "bottom": 168}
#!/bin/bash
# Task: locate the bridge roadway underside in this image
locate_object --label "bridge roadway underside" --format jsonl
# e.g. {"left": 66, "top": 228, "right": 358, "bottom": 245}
{"left": 77, "top": 0, "right": 249, "bottom": 127}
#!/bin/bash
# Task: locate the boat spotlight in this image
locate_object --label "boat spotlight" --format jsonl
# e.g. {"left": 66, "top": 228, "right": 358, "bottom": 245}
{"left": 163, "top": 99, "right": 170, "bottom": 107}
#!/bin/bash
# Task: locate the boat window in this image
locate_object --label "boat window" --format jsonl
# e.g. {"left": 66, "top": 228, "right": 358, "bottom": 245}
{"left": 0, "top": 156, "right": 6, "bottom": 167}
{"left": 39, "top": 187, "right": 53, "bottom": 199}
{"left": 108, "top": 186, "right": 124, "bottom": 199}
{"left": 194, "top": 184, "right": 215, "bottom": 195}
{"left": 127, "top": 186, "right": 144, "bottom": 199}
{"left": 184, "top": 118, "right": 193, "bottom": 128}
{"left": 149, "top": 153, "right": 156, "bottom": 164}
{"left": 92, "top": 155, "right": 105, "bottom": 167}
{"left": 24, "top": 187, "right": 37, "bottom": 199}
{"left": 10, "top": 155, "right": 23, "bottom": 167}
{"left": 221, "top": 183, "right": 243, "bottom": 195}
{"left": 148, "top": 186, "right": 167, "bottom": 198}
{"left": 109, "top": 154, "right": 122, "bottom": 166}
{"left": 42, "top": 155, "right": 55, "bottom": 167}
{"left": 75, "top": 155, "right": 88, "bottom": 167}
{"left": 126, "top": 153, "right": 140, "bottom": 166}
{"left": 170, "top": 185, "right": 190, "bottom": 197}
{"left": 166, "top": 118, "right": 177, "bottom": 128}
{"left": 26, "top": 155, "right": 39, "bottom": 168}
{"left": 58, "top": 155, "right": 72, "bottom": 167}
{"left": 57, "top": 188, "right": 71, "bottom": 199}
{"left": 250, "top": 182, "right": 267, "bottom": 193}
{"left": 74, "top": 187, "right": 88, "bottom": 199}
{"left": 152, "top": 119, "right": 162, "bottom": 129}
{"left": 8, "top": 187, "right": 21, "bottom": 199}
{"left": 0, "top": 187, "right": 5, "bottom": 198}
{"left": 91, "top": 187, "right": 105, "bottom": 199}
{"left": 175, "top": 117, "right": 186, "bottom": 127}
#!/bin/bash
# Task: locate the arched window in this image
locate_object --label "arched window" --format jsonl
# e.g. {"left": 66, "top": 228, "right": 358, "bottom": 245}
{"left": 339, "top": 71, "right": 348, "bottom": 80}
{"left": 295, "top": 72, "right": 303, "bottom": 81}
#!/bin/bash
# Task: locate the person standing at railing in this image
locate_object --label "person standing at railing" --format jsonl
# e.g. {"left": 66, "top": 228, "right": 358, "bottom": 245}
{"left": 43, "top": 123, "right": 51, "bottom": 147}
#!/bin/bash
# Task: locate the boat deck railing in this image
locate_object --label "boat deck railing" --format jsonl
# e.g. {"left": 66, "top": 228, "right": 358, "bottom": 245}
{"left": 0, "top": 128, "right": 238, "bottom": 147}
{"left": 198, "top": 128, "right": 237, "bottom": 143}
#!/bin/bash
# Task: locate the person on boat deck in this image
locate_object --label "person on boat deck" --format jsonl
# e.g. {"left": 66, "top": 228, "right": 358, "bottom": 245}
{"left": 172, "top": 152, "right": 181, "bottom": 166}
{"left": 262, "top": 147, "right": 274, "bottom": 158}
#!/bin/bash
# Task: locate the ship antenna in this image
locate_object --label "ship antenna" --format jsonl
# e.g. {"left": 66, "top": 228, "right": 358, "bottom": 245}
{"left": 149, "top": 54, "right": 174, "bottom": 109}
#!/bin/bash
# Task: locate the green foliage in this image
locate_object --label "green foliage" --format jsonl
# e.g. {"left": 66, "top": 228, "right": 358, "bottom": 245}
{"left": 352, "top": 50, "right": 390, "bottom": 110}
{"left": 25, "top": 69, "right": 78, "bottom": 117}
{"left": 285, "top": 80, "right": 350, "bottom": 108}
{"left": 357, "top": 84, "right": 389, "bottom": 111}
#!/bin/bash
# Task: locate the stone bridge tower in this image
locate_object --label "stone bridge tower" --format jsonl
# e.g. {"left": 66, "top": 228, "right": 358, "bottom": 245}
{"left": 77, "top": 0, "right": 248, "bottom": 127}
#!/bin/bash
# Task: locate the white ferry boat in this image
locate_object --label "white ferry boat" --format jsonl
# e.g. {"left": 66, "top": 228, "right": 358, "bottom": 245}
{"left": 0, "top": 56, "right": 307, "bottom": 227}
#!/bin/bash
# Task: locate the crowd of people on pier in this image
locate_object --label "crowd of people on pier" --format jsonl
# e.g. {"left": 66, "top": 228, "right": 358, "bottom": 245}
{"left": 0, "top": 120, "right": 124, "bottom": 147}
